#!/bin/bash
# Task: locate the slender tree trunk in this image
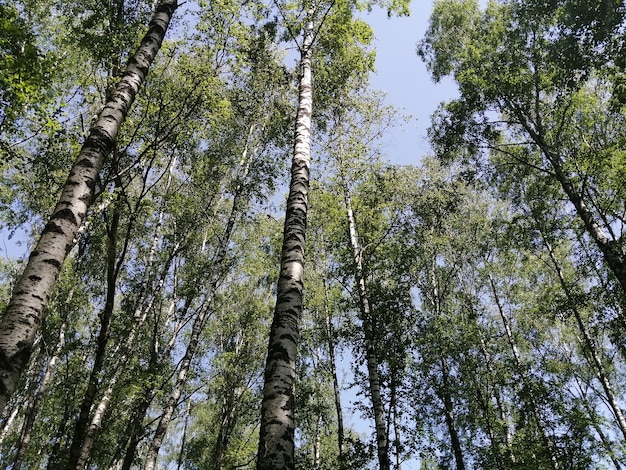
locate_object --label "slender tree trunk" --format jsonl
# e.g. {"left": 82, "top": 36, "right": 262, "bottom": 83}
{"left": 340, "top": 175, "right": 390, "bottom": 470}
{"left": 0, "top": 0, "right": 178, "bottom": 413}
{"left": 112, "top": 296, "right": 183, "bottom": 469}
{"left": 313, "top": 412, "right": 322, "bottom": 470}
{"left": 514, "top": 107, "right": 626, "bottom": 294}
{"left": 257, "top": 12, "right": 314, "bottom": 470}
{"left": 13, "top": 320, "right": 67, "bottom": 470}
{"left": 77, "top": 247, "right": 178, "bottom": 469}
{"left": 323, "top": 281, "right": 344, "bottom": 458}
{"left": 540, "top": 235, "right": 626, "bottom": 439}
{"left": 46, "top": 387, "right": 73, "bottom": 470}
{"left": 72, "top": 149, "right": 180, "bottom": 469}
{"left": 474, "top": 381, "right": 505, "bottom": 470}
{"left": 438, "top": 357, "right": 466, "bottom": 470}
{"left": 176, "top": 399, "right": 192, "bottom": 470}
{"left": 0, "top": 402, "right": 19, "bottom": 446}
{"left": 572, "top": 374, "right": 624, "bottom": 469}
{"left": 213, "top": 393, "right": 237, "bottom": 470}
{"left": 67, "top": 195, "right": 121, "bottom": 469}
{"left": 143, "top": 308, "right": 209, "bottom": 470}
{"left": 390, "top": 377, "right": 402, "bottom": 470}
{"left": 143, "top": 140, "right": 255, "bottom": 470}
{"left": 487, "top": 275, "right": 559, "bottom": 470}
{"left": 475, "top": 326, "right": 514, "bottom": 467}
{"left": 119, "top": 387, "right": 154, "bottom": 470}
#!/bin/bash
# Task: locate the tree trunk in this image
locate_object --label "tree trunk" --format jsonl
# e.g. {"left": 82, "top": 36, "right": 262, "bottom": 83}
{"left": 572, "top": 374, "right": 624, "bottom": 469}
{"left": 143, "top": 138, "right": 255, "bottom": 470}
{"left": 487, "top": 275, "right": 559, "bottom": 470}
{"left": 540, "top": 234, "right": 626, "bottom": 440}
{"left": 475, "top": 325, "right": 513, "bottom": 467}
{"left": 0, "top": 0, "right": 178, "bottom": 413}
{"left": 323, "top": 281, "right": 344, "bottom": 458}
{"left": 340, "top": 175, "right": 390, "bottom": 470}
{"left": 72, "top": 147, "right": 180, "bottom": 469}
{"left": 13, "top": 320, "right": 67, "bottom": 470}
{"left": 67, "top": 194, "right": 121, "bottom": 469}
{"left": 313, "top": 413, "right": 322, "bottom": 470}
{"left": 390, "top": 377, "right": 402, "bottom": 470}
{"left": 213, "top": 393, "right": 238, "bottom": 470}
{"left": 257, "top": 11, "right": 314, "bottom": 470}
{"left": 514, "top": 107, "right": 626, "bottom": 295}
{"left": 438, "top": 357, "right": 465, "bottom": 470}
{"left": 78, "top": 244, "right": 178, "bottom": 469}
{"left": 176, "top": 399, "right": 192, "bottom": 470}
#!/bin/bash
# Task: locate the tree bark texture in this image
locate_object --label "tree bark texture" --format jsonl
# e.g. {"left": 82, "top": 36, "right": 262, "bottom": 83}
{"left": 257, "top": 15, "right": 314, "bottom": 470}
{"left": 0, "top": 0, "right": 178, "bottom": 413}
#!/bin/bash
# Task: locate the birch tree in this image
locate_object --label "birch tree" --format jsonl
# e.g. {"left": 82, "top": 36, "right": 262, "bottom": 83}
{"left": 419, "top": 0, "right": 626, "bottom": 297}
{"left": 0, "top": 0, "right": 178, "bottom": 412}
{"left": 257, "top": 0, "right": 408, "bottom": 466}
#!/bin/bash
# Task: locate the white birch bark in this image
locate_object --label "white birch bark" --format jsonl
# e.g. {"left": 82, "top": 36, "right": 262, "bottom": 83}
{"left": 257, "top": 12, "right": 314, "bottom": 470}
{"left": 0, "top": 0, "right": 178, "bottom": 413}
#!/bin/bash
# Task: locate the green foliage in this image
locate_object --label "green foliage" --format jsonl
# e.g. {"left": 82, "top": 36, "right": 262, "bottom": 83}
{"left": 0, "top": 2, "right": 51, "bottom": 132}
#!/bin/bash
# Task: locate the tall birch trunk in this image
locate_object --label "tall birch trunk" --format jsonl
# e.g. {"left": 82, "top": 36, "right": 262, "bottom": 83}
{"left": 390, "top": 377, "right": 402, "bottom": 470}
{"left": 0, "top": 0, "right": 178, "bottom": 413}
{"left": 572, "top": 374, "right": 624, "bottom": 469}
{"left": 68, "top": 191, "right": 121, "bottom": 469}
{"left": 438, "top": 357, "right": 465, "bottom": 470}
{"left": 257, "top": 12, "right": 314, "bottom": 470}
{"left": 340, "top": 175, "right": 390, "bottom": 470}
{"left": 72, "top": 151, "right": 180, "bottom": 469}
{"left": 475, "top": 324, "right": 514, "bottom": 467}
{"left": 513, "top": 106, "right": 626, "bottom": 295}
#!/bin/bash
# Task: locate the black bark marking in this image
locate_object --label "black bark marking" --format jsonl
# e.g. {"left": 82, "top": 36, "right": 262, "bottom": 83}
{"left": 43, "top": 258, "right": 61, "bottom": 269}
{"left": 44, "top": 221, "right": 64, "bottom": 234}
{"left": 279, "top": 333, "right": 297, "bottom": 344}
{"left": 85, "top": 177, "right": 96, "bottom": 191}
{"left": 76, "top": 158, "right": 95, "bottom": 169}
{"left": 52, "top": 208, "right": 78, "bottom": 226}
{"left": 270, "top": 344, "right": 290, "bottom": 361}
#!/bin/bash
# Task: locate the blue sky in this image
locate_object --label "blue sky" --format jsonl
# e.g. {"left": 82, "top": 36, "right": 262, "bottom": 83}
{"left": 366, "top": 3, "right": 459, "bottom": 165}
